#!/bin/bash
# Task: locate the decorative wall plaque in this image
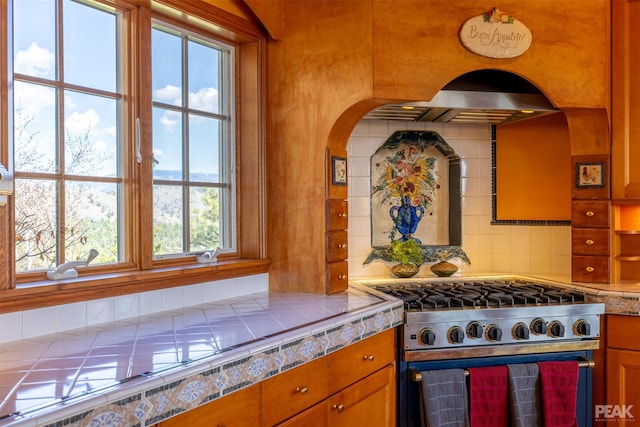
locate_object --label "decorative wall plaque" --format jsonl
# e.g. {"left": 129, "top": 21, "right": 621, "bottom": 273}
{"left": 459, "top": 8, "right": 532, "bottom": 59}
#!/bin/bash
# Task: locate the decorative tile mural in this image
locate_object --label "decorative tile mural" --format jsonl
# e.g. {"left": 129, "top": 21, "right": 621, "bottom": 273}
{"left": 370, "top": 131, "right": 456, "bottom": 247}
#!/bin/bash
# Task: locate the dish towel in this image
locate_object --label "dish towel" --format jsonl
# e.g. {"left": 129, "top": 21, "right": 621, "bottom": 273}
{"left": 507, "top": 363, "right": 542, "bottom": 427}
{"left": 468, "top": 366, "right": 508, "bottom": 427}
{"left": 420, "top": 369, "right": 470, "bottom": 427}
{"left": 537, "top": 361, "right": 579, "bottom": 427}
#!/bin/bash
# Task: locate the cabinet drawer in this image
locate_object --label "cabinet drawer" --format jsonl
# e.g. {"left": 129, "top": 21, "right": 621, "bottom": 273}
{"left": 326, "top": 199, "right": 348, "bottom": 231}
{"left": 329, "top": 329, "right": 395, "bottom": 394}
{"left": 326, "top": 261, "right": 348, "bottom": 294}
{"left": 572, "top": 228, "right": 609, "bottom": 255}
{"left": 262, "top": 357, "right": 329, "bottom": 426}
{"left": 156, "top": 384, "right": 260, "bottom": 427}
{"left": 571, "top": 255, "right": 610, "bottom": 283}
{"left": 326, "top": 230, "right": 348, "bottom": 262}
{"left": 572, "top": 200, "right": 610, "bottom": 228}
{"left": 607, "top": 314, "right": 640, "bottom": 351}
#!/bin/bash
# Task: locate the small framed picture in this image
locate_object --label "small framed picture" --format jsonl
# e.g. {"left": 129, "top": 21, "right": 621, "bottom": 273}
{"left": 332, "top": 156, "right": 347, "bottom": 186}
{"left": 576, "top": 161, "right": 605, "bottom": 188}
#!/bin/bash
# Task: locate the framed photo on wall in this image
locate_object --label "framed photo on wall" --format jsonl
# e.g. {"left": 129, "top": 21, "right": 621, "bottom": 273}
{"left": 332, "top": 156, "right": 347, "bottom": 186}
{"left": 575, "top": 161, "right": 605, "bottom": 188}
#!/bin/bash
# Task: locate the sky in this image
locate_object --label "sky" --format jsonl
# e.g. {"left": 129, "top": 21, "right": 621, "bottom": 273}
{"left": 13, "top": 0, "right": 225, "bottom": 179}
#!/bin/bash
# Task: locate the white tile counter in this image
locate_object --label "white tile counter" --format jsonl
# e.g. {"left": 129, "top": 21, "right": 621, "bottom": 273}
{"left": 0, "top": 285, "right": 403, "bottom": 427}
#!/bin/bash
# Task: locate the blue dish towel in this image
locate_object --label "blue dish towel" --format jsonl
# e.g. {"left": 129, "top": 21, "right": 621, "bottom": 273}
{"left": 420, "top": 369, "right": 470, "bottom": 427}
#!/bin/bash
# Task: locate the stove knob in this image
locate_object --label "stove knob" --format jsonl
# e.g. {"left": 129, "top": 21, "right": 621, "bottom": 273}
{"left": 466, "top": 321, "right": 484, "bottom": 339}
{"left": 448, "top": 326, "right": 465, "bottom": 344}
{"left": 418, "top": 328, "right": 436, "bottom": 346}
{"left": 513, "top": 322, "right": 530, "bottom": 340}
{"left": 574, "top": 319, "right": 591, "bottom": 336}
{"left": 485, "top": 324, "right": 503, "bottom": 342}
{"left": 548, "top": 320, "right": 566, "bottom": 338}
{"left": 530, "top": 318, "right": 548, "bottom": 335}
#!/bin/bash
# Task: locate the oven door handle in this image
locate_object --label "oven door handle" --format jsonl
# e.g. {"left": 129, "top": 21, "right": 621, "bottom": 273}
{"left": 409, "top": 357, "right": 595, "bottom": 382}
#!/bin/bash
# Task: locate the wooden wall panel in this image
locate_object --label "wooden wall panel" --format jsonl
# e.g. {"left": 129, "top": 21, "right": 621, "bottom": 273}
{"left": 266, "top": 0, "right": 611, "bottom": 292}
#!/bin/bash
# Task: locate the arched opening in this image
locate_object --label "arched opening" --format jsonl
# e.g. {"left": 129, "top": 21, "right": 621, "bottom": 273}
{"left": 326, "top": 70, "right": 607, "bottom": 280}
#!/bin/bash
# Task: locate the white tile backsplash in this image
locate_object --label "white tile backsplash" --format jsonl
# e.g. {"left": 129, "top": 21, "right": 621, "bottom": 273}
{"left": 1, "top": 274, "right": 270, "bottom": 343}
{"left": 347, "top": 119, "right": 571, "bottom": 279}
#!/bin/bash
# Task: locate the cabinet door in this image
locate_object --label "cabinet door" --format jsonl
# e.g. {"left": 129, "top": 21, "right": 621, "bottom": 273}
{"left": 606, "top": 349, "right": 640, "bottom": 425}
{"left": 329, "top": 328, "right": 395, "bottom": 394}
{"left": 328, "top": 364, "right": 396, "bottom": 427}
{"left": 155, "top": 384, "right": 260, "bottom": 427}
{"left": 262, "top": 357, "right": 329, "bottom": 426}
{"left": 276, "top": 401, "right": 328, "bottom": 427}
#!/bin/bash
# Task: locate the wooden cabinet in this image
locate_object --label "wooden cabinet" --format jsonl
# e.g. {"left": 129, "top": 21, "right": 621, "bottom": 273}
{"left": 328, "top": 364, "right": 395, "bottom": 427}
{"left": 154, "top": 329, "right": 396, "bottom": 427}
{"left": 612, "top": 0, "right": 640, "bottom": 200}
{"left": 325, "top": 199, "right": 349, "bottom": 293}
{"left": 155, "top": 383, "right": 260, "bottom": 427}
{"left": 328, "top": 327, "right": 396, "bottom": 394}
{"left": 605, "top": 315, "right": 640, "bottom": 424}
{"left": 262, "top": 357, "right": 329, "bottom": 426}
{"left": 571, "top": 200, "right": 611, "bottom": 283}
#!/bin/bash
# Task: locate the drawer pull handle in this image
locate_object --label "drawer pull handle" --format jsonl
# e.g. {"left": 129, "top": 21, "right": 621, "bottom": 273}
{"left": 333, "top": 404, "right": 345, "bottom": 413}
{"left": 363, "top": 355, "right": 375, "bottom": 361}
{"left": 585, "top": 239, "right": 594, "bottom": 245}
{"left": 585, "top": 211, "right": 595, "bottom": 217}
{"left": 338, "top": 213, "right": 346, "bottom": 218}
{"left": 586, "top": 266, "right": 595, "bottom": 272}
{"left": 338, "top": 274, "right": 346, "bottom": 280}
{"left": 296, "top": 386, "right": 309, "bottom": 395}
{"left": 338, "top": 244, "right": 346, "bottom": 248}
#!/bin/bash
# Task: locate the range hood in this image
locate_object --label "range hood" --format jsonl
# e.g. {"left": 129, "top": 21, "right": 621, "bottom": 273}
{"left": 364, "top": 70, "right": 560, "bottom": 125}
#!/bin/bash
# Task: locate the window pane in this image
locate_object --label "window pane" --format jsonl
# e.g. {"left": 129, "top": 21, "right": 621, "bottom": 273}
{"left": 153, "top": 107, "right": 183, "bottom": 180}
{"left": 65, "top": 181, "right": 117, "bottom": 263}
{"left": 187, "top": 39, "right": 220, "bottom": 114}
{"left": 64, "top": 90, "right": 118, "bottom": 176}
{"left": 13, "top": 0, "right": 56, "bottom": 80}
{"left": 14, "top": 81, "right": 57, "bottom": 174}
{"left": 15, "top": 179, "right": 58, "bottom": 271}
{"left": 189, "top": 115, "right": 219, "bottom": 182}
{"left": 63, "top": 0, "right": 117, "bottom": 91}
{"left": 152, "top": 28, "right": 183, "bottom": 106}
{"left": 189, "top": 187, "right": 221, "bottom": 252}
{"left": 153, "top": 184, "right": 184, "bottom": 254}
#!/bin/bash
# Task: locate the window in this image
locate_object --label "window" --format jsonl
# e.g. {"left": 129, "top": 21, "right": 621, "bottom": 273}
{"left": 3, "top": 0, "right": 266, "bottom": 300}
{"left": 13, "top": 0, "right": 123, "bottom": 272}
{"left": 151, "top": 22, "right": 235, "bottom": 258}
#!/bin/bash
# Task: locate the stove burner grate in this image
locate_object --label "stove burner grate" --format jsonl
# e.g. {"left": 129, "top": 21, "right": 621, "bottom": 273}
{"left": 371, "top": 279, "right": 586, "bottom": 311}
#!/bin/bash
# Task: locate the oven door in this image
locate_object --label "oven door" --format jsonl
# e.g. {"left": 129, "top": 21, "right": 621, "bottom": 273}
{"left": 397, "top": 350, "right": 593, "bottom": 427}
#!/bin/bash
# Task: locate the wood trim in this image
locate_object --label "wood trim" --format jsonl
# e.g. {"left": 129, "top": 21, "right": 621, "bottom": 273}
{"left": 0, "top": 258, "right": 270, "bottom": 313}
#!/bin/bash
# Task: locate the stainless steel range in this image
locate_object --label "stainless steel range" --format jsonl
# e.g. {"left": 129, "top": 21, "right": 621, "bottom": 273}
{"left": 366, "top": 277, "right": 605, "bottom": 427}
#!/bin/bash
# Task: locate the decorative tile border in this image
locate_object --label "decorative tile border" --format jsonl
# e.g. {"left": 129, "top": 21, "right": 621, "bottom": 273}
{"left": 8, "top": 291, "right": 402, "bottom": 427}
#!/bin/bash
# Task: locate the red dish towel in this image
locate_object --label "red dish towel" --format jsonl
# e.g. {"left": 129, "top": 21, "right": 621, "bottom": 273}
{"left": 537, "top": 361, "right": 579, "bottom": 427}
{"left": 468, "top": 366, "right": 509, "bottom": 427}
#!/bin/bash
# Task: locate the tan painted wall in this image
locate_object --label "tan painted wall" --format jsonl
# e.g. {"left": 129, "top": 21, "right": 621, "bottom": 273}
{"left": 265, "top": 1, "right": 610, "bottom": 292}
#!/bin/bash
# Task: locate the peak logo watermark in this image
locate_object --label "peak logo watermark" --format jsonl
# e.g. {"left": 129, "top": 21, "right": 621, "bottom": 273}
{"left": 595, "top": 405, "right": 634, "bottom": 422}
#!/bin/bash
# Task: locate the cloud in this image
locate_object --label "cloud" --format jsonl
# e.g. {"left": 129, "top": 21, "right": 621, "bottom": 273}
{"left": 154, "top": 85, "right": 182, "bottom": 105}
{"left": 159, "top": 111, "right": 179, "bottom": 131}
{"left": 65, "top": 109, "right": 100, "bottom": 135}
{"left": 14, "top": 81, "right": 55, "bottom": 121}
{"left": 189, "top": 87, "right": 218, "bottom": 112}
{"left": 14, "top": 42, "right": 54, "bottom": 78}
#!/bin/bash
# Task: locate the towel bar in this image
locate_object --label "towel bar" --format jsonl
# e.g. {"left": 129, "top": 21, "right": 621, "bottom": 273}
{"left": 410, "top": 358, "right": 595, "bottom": 382}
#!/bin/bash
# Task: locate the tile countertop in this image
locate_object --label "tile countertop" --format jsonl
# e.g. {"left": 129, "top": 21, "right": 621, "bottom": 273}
{"left": 0, "top": 285, "right": 403, "bottom": 427}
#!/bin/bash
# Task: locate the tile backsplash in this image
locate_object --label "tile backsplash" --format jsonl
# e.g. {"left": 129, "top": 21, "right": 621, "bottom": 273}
{"left": 347, "top": 120, "right": 571, "bottom": 279}
{"left": 0, "top": 273, "right": 269, "bottom": 343}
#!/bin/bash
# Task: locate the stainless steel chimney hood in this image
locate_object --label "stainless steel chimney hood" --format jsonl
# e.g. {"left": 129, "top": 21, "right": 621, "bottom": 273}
{"left": 363, "top": 70, "right": 560, "bottom": 124}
